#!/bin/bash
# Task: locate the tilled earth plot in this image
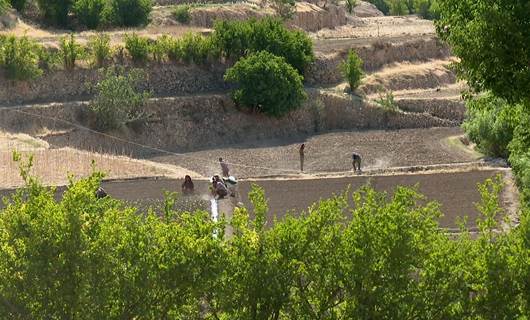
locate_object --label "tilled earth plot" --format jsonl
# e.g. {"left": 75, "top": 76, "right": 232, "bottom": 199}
{"left": 0, "top": 169, "right": 508, "bottom": 229}
{"left": 149, "top": 127, "right": 478, "bottom": 178}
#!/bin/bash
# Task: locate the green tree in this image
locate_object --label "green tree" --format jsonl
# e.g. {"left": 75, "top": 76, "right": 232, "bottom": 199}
{"left": 366, "top": 0, "right": 389, "bottom": 14}
{"left": 387, "top": 0, "right": 408, "bottom": 15}
{"left": 36, "top": 0, "right": 72, "bottom": 26}
{"left": 463, "top": 93, "right": 522, "bottom": 158}
{"left": 9, "top": 0, "right": 27, "bottom": 12}
{"left": 212, "top": 18, "right": 314, "bottom": 74}
{"left": 88, "top": 33, "right": 111, "bottom": 68}
{"left": 89, "top": 67, "right": 151, "bottom": 131}
{"left": 173, "top": 4, "right": 191, "bottom": 24}
{"left": 345, "top": 0, "right": 357, "bottom": 14}
{"left": 341, "top": 49, "right": 364, "bottom": 92}
{"left": 124, "top": 33, "right": 150, "bottom": 64}
{"left": 108, "top": 0, "right": 152, "bottom": 27}
{"left": 435, "top": 0, "right": 530, "bottom": 104}
{"left": 0, "top": 35, "right": 43, "bottom": 81}
{"left": 224, "top": 51, "right": 306, "bottom": 117}
{"left": 73, "top": 0, "right": 108, "bottom": 29}
{"left": 59, "top": 34, "right": 84, "bottom": 70}
{"left": 270, "top": 0, "right": 296, "bottom": 20}
{"left": 0, "top": 0, "right": 9, "bottom": 14}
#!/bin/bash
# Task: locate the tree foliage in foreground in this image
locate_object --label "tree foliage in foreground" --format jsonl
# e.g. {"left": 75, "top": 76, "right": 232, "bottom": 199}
{"left": 224, "top": 51, "right": 306, "bottom": 117}
{"left": 0, "top": 156, "right": 529, "bottom": 319}
{"left": 436, "top": 0, "right": 530, "bottom": 203}
{"left": 435, "top": 0, "right": 530, "bottom": 104}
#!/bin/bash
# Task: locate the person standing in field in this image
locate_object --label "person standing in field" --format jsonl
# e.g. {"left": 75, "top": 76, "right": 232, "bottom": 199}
{"left": 299, "top": 143, "right": 305, "bottom": 172}
{"left": 219, "top": 158, "right": 230, "bottom": 177}
{"left": 352, "top": 152, "right": 362, "bottom": 172}
{"left": 181, "top": 175, "right": 194, "bottom": 195}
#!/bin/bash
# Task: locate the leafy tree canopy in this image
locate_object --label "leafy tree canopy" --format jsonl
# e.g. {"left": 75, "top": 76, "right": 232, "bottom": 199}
{"left": 224, "top": 51, "right": 306, "bottom": 117}
{"left": 436, "top": 0, "right": 530, "bottom": 104}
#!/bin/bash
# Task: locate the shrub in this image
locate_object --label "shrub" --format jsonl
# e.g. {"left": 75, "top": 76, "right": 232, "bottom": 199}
{"left": 0, "top": 0, "right": 8, "bottom": 14}
{"left": 179, "top": 32, "right": 213, "bottom": 64}
{"left": 9, "top": 0, "right": 27, "bottom": 12}
{"left": 173, "top": 4, "right": 191, "bottom": 24}
{"left": 0, "top": 35, "right": 43, "bottom": 81}
{"left": 36, "top": 0, "right": 72, "bottom": 26}
{"left": 387, "top": 0, "right": 408, "bottom": 15}
{"left": 341, "top": 49, "right": 363, "bottom": 92}
{"left": 124, "top": 33, "right": 150, "bottom": 64}
{"left": 413, "top": 0, "right": 438, "bottom": 19}
{"left": 89, "top": 67, "right": 151, "bottom": 131}
{"left": 224, "top": 51, "right": 306, "bottom": 117}
{"left": 463, "top": 94, "right": 521, "bottom": 158}
{"left": 59, "top": 34, "right": 83, "bottom": 70}
{"left": 212, "top": 18, "right": 314, "bottom": 73}
{"left": 150, "top": 34, "right": 172, "bottom": 63}
{"left": 88, "top": 33, "right": 111, "bottom": 68}
{"left": 366, "top": 0, "right": 389, "bottom": 14}
{"left": 37, "top": 46, "right": 60, "bottom": 71}
{"left": 73, "top": 0, "right": 107, "bottom": 29}
{"left": 375, "top": 90, "right": 399, "bottom": 111}
{"left": 345, "top": 0, "right": 357, "bottom": 14}
{"left": 270, "top": 0, "right": 296, "bottom": 20}
{"left": 108, "top": 0, "right": 152, "bottom": 27}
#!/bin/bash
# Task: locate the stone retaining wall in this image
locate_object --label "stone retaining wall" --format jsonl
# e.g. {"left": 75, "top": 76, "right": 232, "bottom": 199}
{"left": 395, "top": 98, "right": 465, "bottom": 123}
{"left": 0, "top": 64, "right": 228, "bottom": 107}
{"left": 0, "top": 38, "right": 450, "bottom": 106}
{"left": 0, "top": 92, "right": 457, "bottom": 155}
{"left": 306, "top": 37, "right": 451, "bottom": 85}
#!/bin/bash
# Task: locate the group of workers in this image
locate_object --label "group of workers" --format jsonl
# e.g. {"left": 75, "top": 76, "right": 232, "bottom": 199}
{"left": 181, "top": 158, "right": 237, "bottom": 200}
{"left": 96, "top": 148, "right": 362, "bottom": 200}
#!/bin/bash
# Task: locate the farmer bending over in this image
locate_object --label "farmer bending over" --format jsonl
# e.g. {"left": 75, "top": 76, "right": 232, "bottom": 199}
{"left": 352, "top": 152, "right": 362, "bottom": 172}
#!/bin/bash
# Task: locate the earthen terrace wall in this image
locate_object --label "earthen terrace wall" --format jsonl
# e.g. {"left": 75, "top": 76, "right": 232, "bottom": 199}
{"left": 0, "top": 38, "right": 450, "bottom": 107}
{"left": 0, "top": 92, "right": 457, "bottom": 155}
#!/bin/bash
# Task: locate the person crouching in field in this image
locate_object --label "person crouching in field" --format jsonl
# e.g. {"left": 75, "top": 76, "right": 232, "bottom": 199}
{"left": 352, "top": 152, "right": 362, "bottom": 173}
{"left": 211, "top": 175, "right": 229, "bottom": 200}
{"left": 181, "top": 175, "right": 194, "bottom": 195}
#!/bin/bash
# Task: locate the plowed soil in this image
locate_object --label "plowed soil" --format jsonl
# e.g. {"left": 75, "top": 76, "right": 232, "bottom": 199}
{"left": 0, "top": 169, "right": 508, "bottom": 230}
{"left": 149, "top": 127, "right": 479, "bottom": 178}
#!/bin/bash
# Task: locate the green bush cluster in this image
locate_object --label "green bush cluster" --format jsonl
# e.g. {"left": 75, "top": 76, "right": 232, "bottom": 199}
{"left": 341, "top": 49, "right": 364, "bottom": 92}
{"left": 212, "top": 17, "right": 314, "bottom": 74}
{"left": 9, "top": 0, "right": 27, "bottom": 12}
{"left": 224, "top": 51, "right": 306, "bottom": 117}
{"left": 89, "top": 67, "right": 151, "bottom": 131}
{"left": 0, "top": 35, "right": 43, "bottom": 81}
{"left": 30, "top": 0, "right": 152, "bottom": 28}
{"left": 0, "top": 0, "right": 9, "bottom": 14}
{"left": 1, "top": 163, "right": 528, "bottom": 319}
{"left": 366, "top": 0, "right": 438, "bottom": 18}
{"left": 462, "top": 94, "right": 522, "bottom": 159}
{"left": 172, "top": 4, "right": 191, "bottom": 24}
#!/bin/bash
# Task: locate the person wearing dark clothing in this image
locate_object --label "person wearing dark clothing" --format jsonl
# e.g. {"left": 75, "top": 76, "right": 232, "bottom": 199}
{"left": 181, "top": 175, "right": 194, "bottom": 195}
{"left": 219, "top": 158, "right": 230, "bottom": 177}
{"left": 352, "top": 152, "right": 362, "bottom": 172}
{"left": 299, "top": 144, "right": 305, "bottom": 172}
{"left": 95, "top": 186, "right": 107, "bottom": 199}
{"left": 211, "top": 175, "right": 229, "bottom": 199}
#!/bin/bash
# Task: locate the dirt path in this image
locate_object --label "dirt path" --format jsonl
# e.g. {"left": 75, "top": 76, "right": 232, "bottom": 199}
{"left": 149, "top": 127, "right": 480, "bottom": 178}
{"left": 0, "top": 169, "right": 508, "bottom": 229}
